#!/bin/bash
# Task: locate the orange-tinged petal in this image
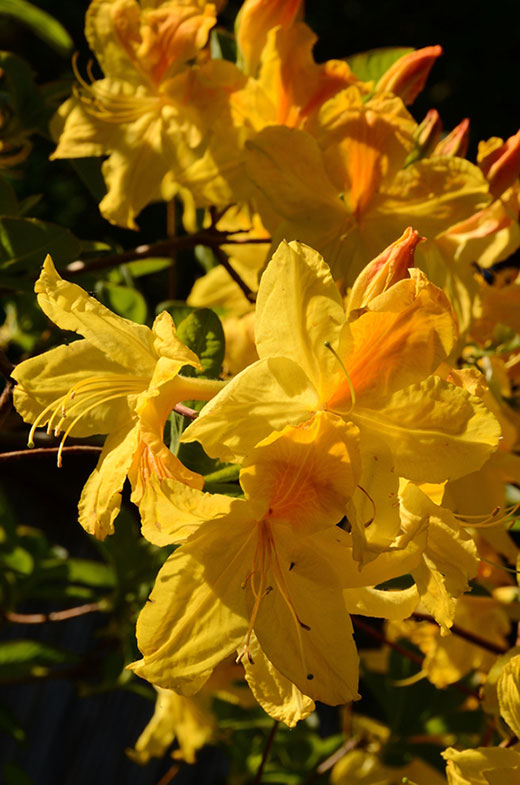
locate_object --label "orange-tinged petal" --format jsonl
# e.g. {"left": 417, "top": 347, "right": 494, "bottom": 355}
{"left": 479, "top": 130, "right": 520, "bottom": 198}
{"left": 434, "top": 117, "right": 470, "bottom": 158}
{"left": 375, "top": 45, "right": 442, "bottom": 105}
{"left": 328, "top": 277, "right": 456, "bottom": 411}
{"left": 240, "top": 412, "right": 361, "bottom": 534}
{"left": 346, "top": 226, "right": 422, "bottom": 314}
{"left": 235, "top": 0, "right": 303, "bottom": 75}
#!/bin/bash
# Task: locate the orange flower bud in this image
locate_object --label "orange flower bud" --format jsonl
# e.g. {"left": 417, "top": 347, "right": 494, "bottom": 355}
{"left": 235, "top": 0, "right": 304, "bottom": 75}
{"left": 376, "top": 45, "right": 442, "bottom": 105}
{"left": 406, "top": 108, "right": 442, "bottom": 164}
{"left": 433, "top": 117, "right": 470, "bottom": 158}
{"left": 478, "top": 129, "right": 520, "bottom": 198}
{"left": 347, "top": 227, "right": 423, "bottom": 313}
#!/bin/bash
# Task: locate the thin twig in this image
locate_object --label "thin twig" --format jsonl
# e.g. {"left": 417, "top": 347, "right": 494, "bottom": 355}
{"left": 211, "top": 243, "right": 256, "bottom": 303}
{"left": 155, "top": 764, "right": 181, "bottom": 785}
{"left": 353, "top": 617, "right": 424, "bottom": 665}
{"left": 0, "top": 349, "right": 14, "bottom": 378}
{"left": 65, "top": 230, "right": 269, "bottom": 276}
{"left": 303, "top": 736, "right": 361, "bottom": 784}
{"left": 0, "top": 445, "right": 102, "bottom": 462}
{"left": 6, "top": 602, "right": 103, "bottom": 624}
{"left": 411, "top": 612, "right": 508, "bottom": 655}
{"left": 0, "top": 379, "right": 13, "bottom": 427}
{"left": 252, "top": 720, "right": 279, "bottom": 785}
{"left": 173, "top": 402, "right": 198, "bottom": 420}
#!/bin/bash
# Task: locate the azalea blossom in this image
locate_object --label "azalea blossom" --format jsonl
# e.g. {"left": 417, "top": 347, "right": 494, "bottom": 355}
{"left": 12, "top": 255, "right": 225, "bottom": 539}
{"left": 182, "top": 235, "right": 500, "bottom": 556}
{"left": 130, "top": 411, "right": 423, "bottom": 718}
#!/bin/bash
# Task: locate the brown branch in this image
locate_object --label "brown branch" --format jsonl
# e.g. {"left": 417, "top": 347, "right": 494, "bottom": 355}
{"left": 65, "top": 230, "right": 269, "bottom": 276}
{"left": 0, "top": 445, "right": 102, "bottom": 462}
{"left": 303, "top": 737, "right": 361, "bottom": 785}
{"left": 6, "top": 602, "right": 103, "bottom": 624}
{"left": 411, "top": 612, "right": 508, "bottom": 655}
{"left": 211, "top": 243, "right": 256, "bottom": 303}
{"left": 252, "top": 720, "right": 279, "bottom": 785}
{"left": 353, "top": 617, "right": 424, "bottom": 665}
{"left": 0, "top": 350, "right": 14, "bottom": 378}
{"left": 173, "top": 402, "right": 198, "bottom": 420}
{"left": 155, "top": 765, "right": 182, "bottom": 785}
{"left": 0, "top": 379, "right": 13, "bottom": 427}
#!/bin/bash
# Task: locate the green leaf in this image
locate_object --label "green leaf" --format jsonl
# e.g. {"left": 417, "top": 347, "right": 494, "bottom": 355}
{"left": 125, "top": 257, "right": 171, "bottom": 278}
{"left": 2, "top": 762, "right": 34, "bottom": 785}
{"left": 0, "top": 51, "right": 45, "bottom": 130}
{"left": 176, "top": 308, "right": 225, "bottom": 379}
{"left": 69, "top": 158, "right": 107, "bottom": 202}
{"left": 157, "top": 299, "right": 196, "bottom": 326}
{"left": 0, "top": 217, "right": 81, "bottom": 272}
{"left": 346, "top": 47, "right": 413, "bottom": 84}
{"left": 210, "top": 28, "right": 237, "bottom": 63}
{"left": 0, "top": 640, "right": 78, "bottom": 681}
{"left": 0, "top": 545, "right": 33, "bottom": 575}
{"left": 0, "top": 176, "right": 19, "bottom": 215}
{"left": 100, "top": 283, "right": 147, "bottom": 324}
{"left": 64, "top": 558, "right": 115, "bottom": 588}
{"left": 0, "top": 0, "right": 73, "bottom": 56}
{"left": 0, "top": 701, "right": 26, "bottom": 742}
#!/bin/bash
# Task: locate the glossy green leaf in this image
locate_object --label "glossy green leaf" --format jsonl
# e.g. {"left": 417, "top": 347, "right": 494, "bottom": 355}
{"left": 0, "top": 176, "right": 19, "bottom": 216}
{"left": 176, "top": 308, "right": 225, "bottom": 379}
{"left": 0, "top": 217, "right": 81, "bottom": 271}
{"left": 347, "top": 46, "right": 414, "bottom": 83}
{"left": 0, "top": 640, "right": 78, "bottom": 681}
{"left": 0, "top": 0, "right": 73, "bottom": 56}
{"left": 100, "top": 283, "right": 147, "bottom": 324}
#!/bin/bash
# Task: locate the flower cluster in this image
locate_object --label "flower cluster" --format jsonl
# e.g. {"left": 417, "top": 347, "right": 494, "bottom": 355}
{"left": 8, "top": 0, "right": 520, "bottom": 778}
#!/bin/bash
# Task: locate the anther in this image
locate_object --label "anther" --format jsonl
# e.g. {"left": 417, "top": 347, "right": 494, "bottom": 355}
{"left": 306, "top": 673, "right": 314, "bottom": 680}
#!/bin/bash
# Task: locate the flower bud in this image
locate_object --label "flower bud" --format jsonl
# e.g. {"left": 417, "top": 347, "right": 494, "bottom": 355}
{"left": 405, "top": 108, "right": 442, "bottom": 165}
{"left": 376, "top": 45, "right": 442, "bottom": 105}
{"left": 347, "top": 227, "right": 423, "bottom": 313}
{"left": 478, "top": 129, "right": 520, "bottom": 198}
{"left": 433, "top": 117, "right": 470, "bottom": 158}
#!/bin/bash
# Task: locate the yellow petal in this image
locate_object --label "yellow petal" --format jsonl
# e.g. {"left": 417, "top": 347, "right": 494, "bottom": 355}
{"left": 241, "top": 632, "right": 315, "bottom": 727}
{"left": 344, "top": 585, "right": 419, "bottom": 620}
{"left": 498, "top": 655, "right": 520, "bottom": 738}
{"left": 255, "top": 240, "right": 345, "bottom": 399}
{"left": 35, "top": 255, "right": 157, "bottom": 375}
{"left": 78, "top": 422, "right": 140, "bottom": 539}
{"left": 351, "top": 375, "right": 501, "bottom": 483}
{"left": 130, "top": 527, "right": 253, "bottom": 694}
{"left": 137, "top": 475, "right": 245, "bottom": 546}
{"left": 239, "top": 411, "right": 361, "bottom": 534}
{"left": 12, "top": 340, "right": 136, "bottom": 437}
{"left": 253, "top": 524, "right": 360, "bottom": 705}
{"left": 443, "top": 747, "right": 520, "bottom": 785}
{"left": 181, "top": 357, "right": 318, "bottom": 463}
{"left": 127, "top": 687, "right": 214, "bottom": 765}
{"left": 151, "top": 311, "right": 201, "bottom": 368}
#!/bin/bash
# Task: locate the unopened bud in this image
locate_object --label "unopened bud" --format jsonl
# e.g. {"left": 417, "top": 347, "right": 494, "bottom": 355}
{"left": 478, "top": 129, "right": 520, "bottom": 198}
{"left": 433, "top": 117, "right": 470, "bottom": 158}
{"left": 376, "top": 45, "right": 443, "bottom": 105}
{"left": 235, "top": 0, "right": 304, "bottom": 75}
{"left": 405, "top": 109, "right": 442, "bottom": 165}
{"left": 347, "top": 227, "right": 423, "bottom": 313}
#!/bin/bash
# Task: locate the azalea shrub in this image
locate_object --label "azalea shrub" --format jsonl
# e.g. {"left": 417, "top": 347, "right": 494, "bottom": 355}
{"left": 2, "top": 1, "right": 520, "bottom": 784}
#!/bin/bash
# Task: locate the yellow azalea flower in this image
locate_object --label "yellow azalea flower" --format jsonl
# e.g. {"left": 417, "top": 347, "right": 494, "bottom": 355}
{"left": 331, "top": 749, "right": 447, "bottom": 785}
{"left": 51, "top": 0, "right": 247, "bottom": 227}
{"left": 12, "top": 255, "right": 225, "bottom": 539}
{"left": 389, "top": 594, "right": 510, "bottom": 688}
{"left": 182, "top": 237, "right": 500, "bottom": 556}
{"left": 398, "top": 482, "right": 479, "bottom": 632}
{"left": 130, "top": 411, "right": 424, "bottom": 714}
{"left": 375, "top": 45, "right": 443, "bottom": 105}
{"left": 128, "top": 658, "right": 254, "bottom": 764}
{"left": 245, "top": 85, "right": 491, "bottom": 283}
{"left": 443, "top": 655, "right": 520, "bottom": 784}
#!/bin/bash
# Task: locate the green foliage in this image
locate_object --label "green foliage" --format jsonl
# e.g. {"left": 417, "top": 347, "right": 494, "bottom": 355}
{"left": 346, "top": 47, "right": 414, "bottom": 83}
{"left": 0, "top": 0, "right": 73, "bottom": 56}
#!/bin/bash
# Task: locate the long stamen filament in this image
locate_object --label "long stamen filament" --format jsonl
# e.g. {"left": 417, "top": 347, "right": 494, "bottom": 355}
{"left": 56, "top": 390, "right": 134, "bottom": 467}
{"left": 455, "top": 502, "right": 520, "bottom": 529}
{"left": 324, "top": 340, "right": 356, "bottom": 411}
